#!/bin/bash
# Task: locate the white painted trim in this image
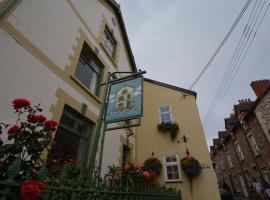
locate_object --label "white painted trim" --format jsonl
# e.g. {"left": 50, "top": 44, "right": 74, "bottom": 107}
{"left": 163, "top": 153, "right": 181, "bottom": 182}
{"left": 159, "top": 105, "right": 173, "bottom": 123}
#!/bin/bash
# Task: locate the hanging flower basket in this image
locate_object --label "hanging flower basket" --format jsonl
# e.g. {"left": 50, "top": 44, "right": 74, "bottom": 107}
{"left": 143, "top": 157, "right": 162, "bottom": 177}
{"left": 180, "top": 156, "right": 201, "bottom": 177}
{"left": 157, "top": 122, "right": 179, "bottom": 140}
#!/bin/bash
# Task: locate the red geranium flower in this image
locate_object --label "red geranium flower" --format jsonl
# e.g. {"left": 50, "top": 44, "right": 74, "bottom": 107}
{"left": 134, "top": 162, "right": 142, "bottom": 170}
{"left": 12, "top": 98, "right": 31, "bottom": 110}
{"left": 20, "top": 180, "right": 44, "bottom": 200}
{"left": 142, "top": 171, "right": 150, "bottom": 178}
{"left": 124, "top": 163, "right": 131, "bottom": 171}
{"left": 44, "top": 120, "right": 57, "bottom": 131}
{"left": 27, "top": 114, "right": 37, "bottom": 123}
{"left": 148, "top": 170, "right": 157, "bottom": 177}
{"left": 7, "top": 125, "right": 20, "bottom": 135}
{"left": 35, "top": 115, "right": 46, "bottom": 122}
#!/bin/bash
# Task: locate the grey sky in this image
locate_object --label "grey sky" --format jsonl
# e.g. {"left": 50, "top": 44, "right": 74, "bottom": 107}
{"left": 116, "top": 0, "right": 270, "bottom": 147}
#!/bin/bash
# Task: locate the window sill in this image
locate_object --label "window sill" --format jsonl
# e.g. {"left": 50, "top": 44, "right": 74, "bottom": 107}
{"left": 70, "top": 75, "right": 101, "bottom": 104}
{"left": 100, "top": 43, "right": 117, "bottom": 68}
{"left": 165, "top": 180, "right": 182, "bottom": 184}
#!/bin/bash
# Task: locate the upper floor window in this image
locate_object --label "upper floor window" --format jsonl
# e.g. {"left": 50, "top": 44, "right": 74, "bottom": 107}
{"left": 102, "top": 26, "right": 116, "bottom": 58}
{"left": 248, "top": 134, "right": 260, "bottom": 156}
{"left": 235, "top": 143, "right": 244, "bottom": 160}
{"left": 163, "top": 154, "right": 181, "bottom": 182}
{"left": 75, "top": 42, "right": 103, "bottom": 95}
{"left": 226, "top": 152, "right": 233, "bottom": 168}
{"left": 159, "top": 106, "right": 172, "bottom": 123}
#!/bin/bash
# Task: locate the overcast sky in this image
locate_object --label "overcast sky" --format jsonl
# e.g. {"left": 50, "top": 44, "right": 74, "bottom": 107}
{"left": 115, "top": 0, "right": 270, "bottom": 147}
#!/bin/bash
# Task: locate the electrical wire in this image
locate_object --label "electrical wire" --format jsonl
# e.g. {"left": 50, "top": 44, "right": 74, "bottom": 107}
{"left": 189, "top": 0, "right": 252, "bottom": 90}
{"left": 202, "top": 0, "right": 260, "bottom": 125}
{"left": 203, "top": 0, "right": 270, "bottom": 127}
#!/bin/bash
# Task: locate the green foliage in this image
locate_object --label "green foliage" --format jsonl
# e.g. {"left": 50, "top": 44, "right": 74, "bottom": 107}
{"left": 0, "top": 100, "right": 55, "bottom": 181}
{"left": 157, "top": 122, "right": 180, "bottom": 140}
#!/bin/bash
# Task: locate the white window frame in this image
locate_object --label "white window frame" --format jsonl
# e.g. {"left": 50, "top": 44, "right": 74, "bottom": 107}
{"left": 159, "top": 106, "right": 173, "bottom": 123}
{"left": 248, "top": 134, "right": 260, "bottom": 156}
{"left": 163, "top": 154, "right": 181, "bottom": 182}
{"left": 226, "top": 152, "right": 233, "bottom": 168}
{"left": 235, "top": 143, "right": 244, "bottom": 160}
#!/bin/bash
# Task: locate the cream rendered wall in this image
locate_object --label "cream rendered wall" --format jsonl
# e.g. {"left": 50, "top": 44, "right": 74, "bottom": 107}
{"left": 0, "top": 27, "right": 99, "bottom": 140}
{"left": 136, "top": 81, "right": 220, "bottom": 200}
{"left": 0, "top": 0, "right": 134, "bottom": 171}
{"left": 72, "top": 0, "right": 132, "bottom": 72}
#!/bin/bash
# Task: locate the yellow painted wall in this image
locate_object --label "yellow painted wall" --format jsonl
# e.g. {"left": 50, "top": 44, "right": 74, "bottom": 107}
{"left": 136, "top": 80, "right": 220, "bottom": 200}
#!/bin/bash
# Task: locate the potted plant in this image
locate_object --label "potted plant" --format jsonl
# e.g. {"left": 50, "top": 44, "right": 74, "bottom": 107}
{"left": 180, "top": 155, "right": 201, "bottom": 192}
{"left": 157, "top": 122, "right": 179, "bottom": 140}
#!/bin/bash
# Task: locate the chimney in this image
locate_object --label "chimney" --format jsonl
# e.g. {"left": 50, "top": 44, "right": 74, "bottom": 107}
{"left": 250, "top": 80, "right": 270, "bottom": 97}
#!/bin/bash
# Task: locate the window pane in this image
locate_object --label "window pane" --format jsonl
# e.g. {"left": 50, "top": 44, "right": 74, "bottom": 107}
{"left": 89, "top": 72, "right": 98, "bottom": 93}
{"left": 161, "top": 113, "right": 171, "bottom": 123}
{"left": 171, "top": 155, "right": 177, "bottom": 162}
{"left": 77, "top": 121, "right": 90, "bottom": 138}
{"left": 75, "top": 60, "right": 94, "bottom": 89}
{"left": 167, "top": 173, "right": 173, "bottom": 180}
{"left": 167, "top": 166, "right": 173, "bottom": 172}
{"left": 172, "top": 165, "right": 178, "bottom": 172}
{"left": 173, "top": 172, "right": 180, "bottom": 179}
{"left": 90, "top": 60, "right": 101, "bottom": 74}
{"left": 52, "top": 127, "right": 86, "bottom": 163}
{"left": 60, "top": 113, "right": 75, "bottom": 129}
{"left": 160, "top": 106, "right": 170, "bottom": 113}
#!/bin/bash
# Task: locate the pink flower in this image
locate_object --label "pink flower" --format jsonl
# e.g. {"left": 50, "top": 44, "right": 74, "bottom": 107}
{"left": 107, "top": 176, "right": 113, "bottom": 181}
{"left": 124, "top": 163, "right": 130, "bottom": 171}
{"left": 142, "top": 171, "right": 150, "bottom": 178}
{"left": 134, "top": 162, "right": 142, "bottom": 170}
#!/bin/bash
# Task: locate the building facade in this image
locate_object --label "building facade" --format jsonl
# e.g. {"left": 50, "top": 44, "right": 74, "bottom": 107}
{"left": 210, "top": 80, "right": 270, "bottom": 198}
{"left": 0, "top": 0, "right": 136, "bottom": 172}
{"left": 136, "top": 79, "right": 220, "bottom": 200}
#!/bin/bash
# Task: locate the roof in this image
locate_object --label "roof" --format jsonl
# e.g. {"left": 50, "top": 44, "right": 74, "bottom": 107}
{"left": 234, "top": 102, "right": 254, "bottom": 112}
{"left": 218, "top": 131, "right": 229, "bottom": 139}
{"left": 144, "top": 78, "right": 197, "bottom": 98}
{"left": 224, "top": 116, "right": 238, "bottom": 129}
{"left": 213, "top": 138, "right": 220, "bottom": 146}
{"left": 106, "top": 0, "right": 137, "bottom": 72}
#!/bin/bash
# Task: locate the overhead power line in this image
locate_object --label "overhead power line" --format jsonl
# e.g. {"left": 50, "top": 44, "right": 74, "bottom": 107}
{"left": 189, "top": 0, "right": 252, "bottom": 90}
{"left": 203, "top": 0, "right": 270, "bottom": 127}
{"left": 203, "top": 0, "right": 262, "bottom": 125}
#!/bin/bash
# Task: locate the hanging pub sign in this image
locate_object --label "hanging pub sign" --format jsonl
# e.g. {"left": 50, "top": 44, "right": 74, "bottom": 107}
{"left": 105, "top": 76, "right": 143, "bottom": 123}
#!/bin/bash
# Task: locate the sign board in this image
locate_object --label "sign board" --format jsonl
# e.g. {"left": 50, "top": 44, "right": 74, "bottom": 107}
{"left": 105, "top": 76, "right": 143, "bottom": 123}
{"left": 200, "top": 163, "right": 211, "bottom": 169}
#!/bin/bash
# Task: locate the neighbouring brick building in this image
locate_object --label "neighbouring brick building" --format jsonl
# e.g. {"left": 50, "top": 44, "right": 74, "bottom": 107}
{"left": 210, "top": 80, "right": 270, "bottom": 198}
